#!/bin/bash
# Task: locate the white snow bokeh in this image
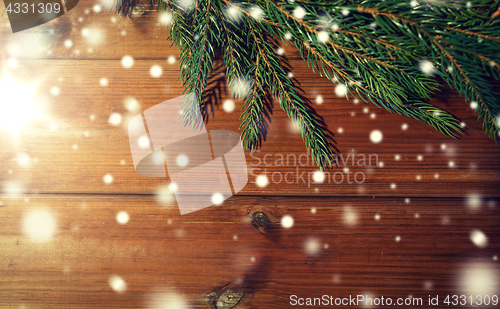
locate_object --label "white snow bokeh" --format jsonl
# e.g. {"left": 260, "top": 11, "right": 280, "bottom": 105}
{"left": 304, "top": 238, "right": 321, "bottom": 255}
{"left": 293, "top": 6, "right": 306, "bottom": 19}
{"left": 457, "top": 262, "right": 498, "bottom": 296}
{"left": 230, "top": 78, "right": 251, "bottom": 98}
{"left": 138, "top": 136, "right": 150, "bottom": 149}
{"left": 50, "top": 86, "right": 60, "bottom": 96}
{"left": 150, "top": 65, "right": 163, "bottom": 78}
{"left": 156, "top": 185, "right": 175, "bottom": 205}
{"left": 250, "top": 6, "right": 264, "bottom": 19}
{"left": 256, "top": 175, "right": 269, "bottom": 188}
{"left": 369, "top": 130, "right": 383, "bottom": 143}
{"left": 103, "top": 174, "right": 114, "bottom": 184}
{"left": 419, "top": 60, "right": 435, "bottom": 75}
{"left": 82, "top": 27, "right": 105, "bottom": 46}
{"left": 223, "top": 99, "right": 235, "bottom": 113}
{"left": 108, "top": 113, "right": 122, "bottom": 126}
{"left": 22, "top": 209, "right": 57, "bottom": 242}
{"left": 145, "top": 290, "right": 189, "bottom": 309}
{"left": 176, "top": 154, "right": 189, "bottom": 167}
{"left": 121, "top": 55, "right": 134, "bottom": 68}
{"left": 343, "top": 206, "right": 359, "bottom": 226}
{"left": 334, "top": 84, "right": 347, "bottom": 97}
{"left": 281, "top": 215, "right": 294, "bottom": 228}
{"left": 211, "top": 193, "right": 224, "bottom": 205}
{"left": 466, "top": 194, "right": 482, "bottom": 210}
{"left": 3, "top": 182, "right": 24, "bottom": 196}
{"left": 116, "top": 211, "right": 130, "bottom": 225}
{"left": 313, "top": 170, "right": 325, "bottom": 183}
{"left": 17, "top": 152, "right": 32, "bottom": 168}
{"left": 470, "top": 230, "right": 488, "bottom": 248}
{"left": 227, "top": 6, "right": 242, "bottom": 21}
{"left": 109, "top": 275, "right": 127, "bottom": 293}
{"left": 124, "top": 97, "right": 141, "bottom": 113}
{"left": 159, "top": 12, "right": 173, "bottom": 25}
{"left": 167, "top": 56, "right": 176, "bottom": 64}
{"left": 317, "top": 31, "right": 329, "bottom": 43}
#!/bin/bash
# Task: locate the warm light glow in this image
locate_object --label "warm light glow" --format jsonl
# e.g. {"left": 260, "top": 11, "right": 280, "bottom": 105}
{"left": 0, "top": 72, "right": 45, "bottom": 138}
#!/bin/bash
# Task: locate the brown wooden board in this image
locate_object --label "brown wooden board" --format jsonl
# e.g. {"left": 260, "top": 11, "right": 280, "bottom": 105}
{"left": 0, "top": 0, "right": 499, "bottom": 308}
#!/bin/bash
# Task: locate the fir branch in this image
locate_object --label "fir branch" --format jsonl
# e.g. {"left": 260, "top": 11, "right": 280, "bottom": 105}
{"left": 111, "top": 0, "right": 500, "bottom": 169}
{"left": 246, "top": 18, "right": 337, "bottom": 168}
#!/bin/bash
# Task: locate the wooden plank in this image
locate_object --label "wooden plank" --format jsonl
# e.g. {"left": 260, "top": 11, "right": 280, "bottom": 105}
{"left": 0, "top": 194, "right": 498, "bottom": 308}
{"left": 0, "top": 0, "right": 302, "bottom": 61}
{"left": 0, "top": 60, "right": 499, "bottom": 196}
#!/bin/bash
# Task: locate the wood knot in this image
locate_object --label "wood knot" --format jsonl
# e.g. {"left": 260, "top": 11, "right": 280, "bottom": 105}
{"left": 209, "top": 286, "right": 249, "bottom": 309}
{"left": 248, "top": 206, "right": 278, "bottom": 235}
{"left": 252, "top": 212, "right": 270, "bottom": 228}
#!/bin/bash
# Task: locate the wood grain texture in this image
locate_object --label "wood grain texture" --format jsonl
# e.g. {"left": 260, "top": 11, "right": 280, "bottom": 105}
{"left": 0, "top": 1, "right": 499, "bottom": 308}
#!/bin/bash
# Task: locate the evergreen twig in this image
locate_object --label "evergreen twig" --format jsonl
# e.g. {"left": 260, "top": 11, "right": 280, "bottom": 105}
{"left": 112, "top": 0, "right": 500, "bottom": 169}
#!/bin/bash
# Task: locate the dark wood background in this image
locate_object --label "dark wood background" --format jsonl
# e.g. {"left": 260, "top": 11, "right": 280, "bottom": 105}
{"left": 0, "top": 1, "right": 499, "bottom": 308}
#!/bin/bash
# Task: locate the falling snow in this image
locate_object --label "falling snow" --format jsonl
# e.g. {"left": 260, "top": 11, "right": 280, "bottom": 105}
{"left": 281, "top": 215, "right": 294, "bottom": 228}
{"left": 116, "top": 212, "right": 129, "bottom": 225}
{"left": 293, "top": 6, "right": 306, "bottom": 19}
{"left": 138, "top": 136, "right": 150, "bottom": 149}
{"left": 50, "top": 86, "right": 60, "bottom": 96}
{"left": 256, "top": 175, "right": 269, "bottom": 187}
{"left": 419, "top": 60, "right": 435, "bottom": 75}
{"left": 317, "top": 31, "right": 329, "bottom": 43}
{"left": 167, "top": 56, "right": 176, "bottom": 64}
{"left": 150, "top": 65, "right": 163, "bottom": 78}
{"left": 305, "top": 238, "right": 321, "bottom": 255}
{"left": 470, "top": 230, "right": 488, "bottom": 248}
{"left": 156, "top": 185, "right": 175, "bottom": 205}
{"left": 458, "top": 262, "right": 498, "bottom": 296}
{"left": 124, "top": 97, "right": 140, "bottom": 113}
{"left": 160, "top": 12, "right": 173, "bottom": 25}
{"left": 369, "top": 130, "right": 383, "bottom": 143}
{"left": 108, "top": 113, "right": 122, "bottom": 126}
{"left": 121, "top": 55, "right": 134, "bottom": 68}
{"left": 250, "top": 6, "right": 264, "bottom": 19}
{"left": 211, "top": 193, "right": 224, "bottom": 205}
{"left": 334, "top": 84, "right": 347, "bottom": 97}
{"left": 103, "top": 174, "right": 114, "bottom": 184}
{"left": 109, "top": 275, "right": 127, "bottom": 293}
{"left": 343, "top": 206, "right": 359, "bottom": 226}
{"left": 466, "top": 194, "right": 482, "bottom": 210}
{"left": 223, "top": 100, "right": 235, "bottom": 113}
{"left": 176, "top": 154, "right": 189, "bottom": 167}
{"left": 23, "top": 209, "right": 57, "bottom": 242}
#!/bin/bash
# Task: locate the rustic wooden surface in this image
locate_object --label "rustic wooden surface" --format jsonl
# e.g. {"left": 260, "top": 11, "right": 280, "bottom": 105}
{"left": 0, "top": 1, "right": 499, "bottom": 308}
